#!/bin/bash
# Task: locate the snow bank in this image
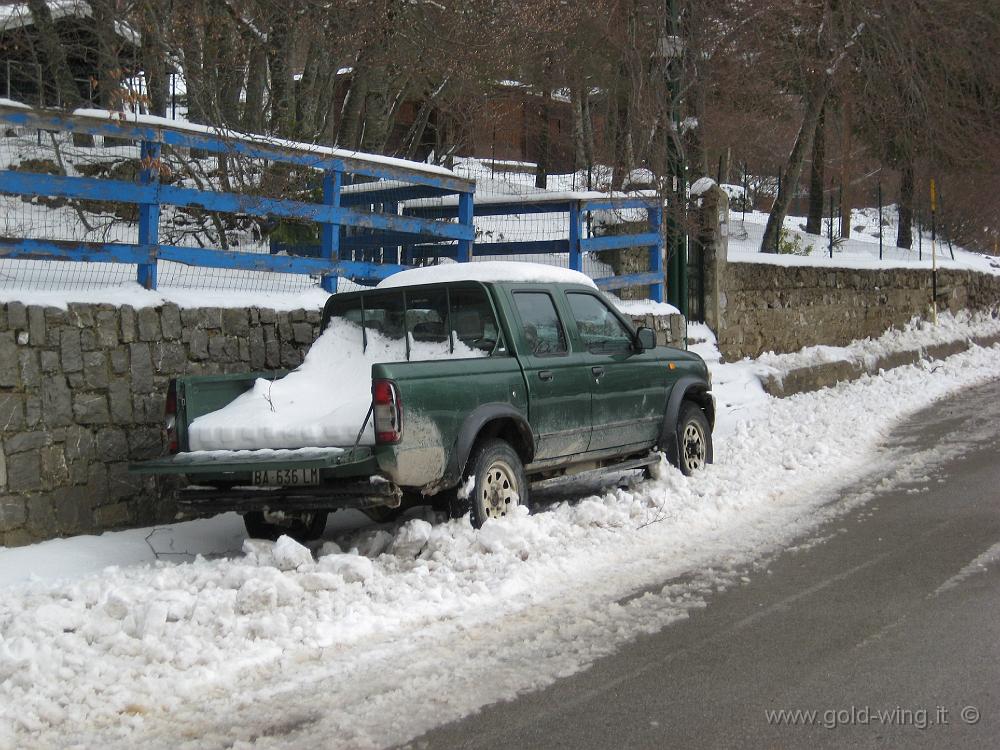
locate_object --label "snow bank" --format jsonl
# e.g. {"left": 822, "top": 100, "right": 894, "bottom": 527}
{"left": 377, "top": 261, "right": 597, "bottom": 289}
{"left": 756, "top": 310, "right": 1000, "bottom": 373}
{"left": 188, "top": 318, "right": 484, "bottom": 451}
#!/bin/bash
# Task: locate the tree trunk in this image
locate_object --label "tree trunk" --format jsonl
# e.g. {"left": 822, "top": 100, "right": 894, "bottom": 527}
{"left": 338, "top": 62, "right": 370, "bottom": 149}
{"left": 761, "top": 84, "right": 832, "bottom": 253}
{"left": 839, "top": 94, "right": 852, "bottom": 238}
{"left": 571, "top": 84, "right": 587, "bottom": 172}
{"left": 295, "top": 36, "right": 324, "bottom": 138}
{"left": 91, "top": 0, "right": 121, "bottom": 109}
{"left": 139, "top": 0, "right": 168, "bottom": 117}
{"left": 805, "top": 104, "right": 826, "bottom": 235}
{"left": 581, "top": 88, "right": 595, "bottom": 177}
{"left": 26, "top": 0, "right": 80, "bottom": 108}
{"left": 611, "top": 73, "right": 633, "bottom": 189}
{"left": 361, "top": 63, "right": 391, "bottom": 153}
{"left": 178, "top": 4, "right": 206, "bottom": 125}
{"left": 267, "top": 14, "right": 295, "bottom": 135}
{"left": 243, "top": 44, "right": 268, "bottom": 134}
{"left": 897, "top": 159, "right": 914, "bottom": 249}
{"left": 535, "top": 60, "right": 553, "bottom": 189}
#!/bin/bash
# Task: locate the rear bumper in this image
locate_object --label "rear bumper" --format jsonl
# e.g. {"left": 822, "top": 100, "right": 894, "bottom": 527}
{"left": 131, "top": 445, "right": 402, "bottom": 517}
{"left": 177, "top": 476, "right": 402, "bottom": 517}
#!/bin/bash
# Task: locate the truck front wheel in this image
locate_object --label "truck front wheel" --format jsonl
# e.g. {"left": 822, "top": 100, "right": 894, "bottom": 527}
{"left": 671, "top": 401, "right": 712, "bottom": 476}
{"left": 455, "top": 439, "right": 530, "bottom": 528}
{"left": 243, "top": 510, "right": 329, "bottom": 543}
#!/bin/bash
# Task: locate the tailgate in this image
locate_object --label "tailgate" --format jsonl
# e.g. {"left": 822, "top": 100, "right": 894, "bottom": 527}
{"left": 130, "top": 445, "right": 378, "bottom": 478}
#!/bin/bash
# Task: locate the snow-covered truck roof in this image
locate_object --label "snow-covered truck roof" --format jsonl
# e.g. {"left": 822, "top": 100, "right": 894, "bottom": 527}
{"left": 376, "top": 261, "right": 598, "bottom": 290}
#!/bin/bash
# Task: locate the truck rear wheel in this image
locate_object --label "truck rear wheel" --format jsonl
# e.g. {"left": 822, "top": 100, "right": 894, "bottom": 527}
{"left": 455, "top": 438, "right": 530, "bottom": 528}
{"left": 243, "top": 510, "right": 329, "bottom": 543}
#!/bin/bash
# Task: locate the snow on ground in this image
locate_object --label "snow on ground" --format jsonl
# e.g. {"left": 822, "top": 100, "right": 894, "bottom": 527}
{"left": 3, "top": 316, "right": 1000, "bottom": 749}
{"left": 727, "top": 204, "right": 1000, "bottom": 276}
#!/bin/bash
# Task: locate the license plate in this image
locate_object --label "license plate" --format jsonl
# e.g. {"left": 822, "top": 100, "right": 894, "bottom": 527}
{"left": 252, "top": 468, "right": 320, "bottom": 486}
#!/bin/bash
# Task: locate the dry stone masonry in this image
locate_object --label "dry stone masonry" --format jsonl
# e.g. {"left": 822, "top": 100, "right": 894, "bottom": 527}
{"left": 0, "top": 302, "right": 321, "bottom": 547}
{"left": 714, "top": 265, "right": 1000, "bottom": 361}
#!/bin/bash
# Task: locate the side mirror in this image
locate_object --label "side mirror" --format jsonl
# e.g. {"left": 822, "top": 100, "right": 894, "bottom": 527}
{"left": 636, "top": 327, "right": 656, "bottom": 351}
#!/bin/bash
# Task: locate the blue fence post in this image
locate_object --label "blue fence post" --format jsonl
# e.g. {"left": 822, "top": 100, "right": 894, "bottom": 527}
{"left": 136, "top": 140, "right": 161, "bottom": 289}
{"left": 457, "top": 191, "right": 473, "bottom": 262}
{"left": 568, "top": 200, "right": 583, "bottom": 272}
{"left": 320, "top": 169, "right": 342, "bottom": 293}
{"left": 649, "top": 203, "right": 664, "bottom": 303}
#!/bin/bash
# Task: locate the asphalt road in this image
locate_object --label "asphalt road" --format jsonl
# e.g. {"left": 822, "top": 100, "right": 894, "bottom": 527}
{"left": 409, "top": 379, "right": 1000, "bottom": 750}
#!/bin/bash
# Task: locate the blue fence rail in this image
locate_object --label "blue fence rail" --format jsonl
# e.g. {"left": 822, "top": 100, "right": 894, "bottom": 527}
{"left": 0, "top": 103, "right": 665, "bottom": 300}
{"left": 0, "top": 103, "right": 475, "bottom": 291}
{"left": 404, "top": 192, "right": 665, "bottom": 302}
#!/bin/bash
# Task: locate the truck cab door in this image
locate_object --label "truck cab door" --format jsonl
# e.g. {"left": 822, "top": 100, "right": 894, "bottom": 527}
{"left": 563, "top": 291, "right": 668, "bottom": 453}
{"left": 509, "top": 288, "right": 593, "bottom": 460}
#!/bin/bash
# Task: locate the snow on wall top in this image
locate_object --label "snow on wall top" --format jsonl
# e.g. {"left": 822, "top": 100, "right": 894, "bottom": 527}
{"left": 376, "top": 261, "right": 598, "bottom": 290}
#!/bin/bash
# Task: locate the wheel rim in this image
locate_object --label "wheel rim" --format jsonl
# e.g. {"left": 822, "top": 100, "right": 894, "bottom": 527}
{"left": 480, "top": 459, "right": 520, "bottom": 520}
{"left": 681, "top": 421, "right": 706, "bottom": 472}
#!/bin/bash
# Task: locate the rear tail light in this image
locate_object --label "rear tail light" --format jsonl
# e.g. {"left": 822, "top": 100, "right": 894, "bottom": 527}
{"left": 372, "top": 379, "right": 402, "bottom": 444}
{"left": 165, "top": 379, "right": 178, "bottom": 453}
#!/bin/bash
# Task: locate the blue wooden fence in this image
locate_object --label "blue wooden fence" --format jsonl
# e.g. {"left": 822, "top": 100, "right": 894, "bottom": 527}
{"left": 0, "top": 103, "right": 665, "bottom": 301}
{"left": 404, "top": 193, "right": 666, "bottom": 302}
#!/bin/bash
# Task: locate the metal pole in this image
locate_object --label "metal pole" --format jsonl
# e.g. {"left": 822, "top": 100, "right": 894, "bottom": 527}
{"left": 742, "top": 162, "right": 748, "bottom": 224}
{"left": 6, "top": 60, "right": 10, "bottom": 100}
{"left": 918, "top": 209, "right": 923, "bottom": 261}
{"left": 930, "top": 179, "right": 938, "bottom": 324}
{"left": 664, "top": 0, "right": 686, "bottom": 313}
{"left": 877, "top": 182, "right": 883, "bottom": 260}
{"left": 829, "top": 192, "right": 834, "bottom": 258}
{"left": 771, "top": 167, "right": 783, "bottom": 253}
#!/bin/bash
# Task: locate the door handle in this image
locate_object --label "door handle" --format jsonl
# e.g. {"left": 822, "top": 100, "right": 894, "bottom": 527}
{"left": 591, "top": 366, "right": 605, "bottom": 378}
{"left": 538, "top": 370, "right": 554, "bottom": 381}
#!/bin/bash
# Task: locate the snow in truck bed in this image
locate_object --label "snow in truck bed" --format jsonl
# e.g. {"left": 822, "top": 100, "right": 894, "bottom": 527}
{"left": 187, "top": 319, "right": 484, "bottom": 452}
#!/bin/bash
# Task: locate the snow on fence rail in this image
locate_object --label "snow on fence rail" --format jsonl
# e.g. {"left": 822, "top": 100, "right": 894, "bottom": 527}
{"left": 0, "top": 102, "right": 666, "bottom": 300}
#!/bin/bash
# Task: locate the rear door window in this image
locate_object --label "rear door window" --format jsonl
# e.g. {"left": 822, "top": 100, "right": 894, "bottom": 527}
{"left": 513, "top": 292, "right": 567, "bottom": 356}
{"left": 450, "top": 286, "right": 503, "bottom": 354}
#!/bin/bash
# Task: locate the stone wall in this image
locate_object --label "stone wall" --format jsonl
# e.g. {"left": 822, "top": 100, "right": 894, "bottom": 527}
{"left": 715, "top": 264, "right": 1000, "bottom": 360}
{"left": 0, "top": 302, "right": 321, "bottom": 547}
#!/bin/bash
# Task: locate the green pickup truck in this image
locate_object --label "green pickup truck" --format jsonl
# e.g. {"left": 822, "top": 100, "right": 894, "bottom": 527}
{"left": 132, "top": 268, "right": 714, "bottom": 541}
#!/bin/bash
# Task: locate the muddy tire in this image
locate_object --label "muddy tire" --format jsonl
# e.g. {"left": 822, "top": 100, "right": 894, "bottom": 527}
{"left": 454, "top": 439, "right": 530, "bottom": 528}
{"left": 671, "top": 401, "right": 712, "bottom": 476}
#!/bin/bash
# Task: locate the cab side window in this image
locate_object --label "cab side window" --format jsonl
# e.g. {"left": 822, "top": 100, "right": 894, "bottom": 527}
{"left": 450, "top": 287, "right": 503, "bottom": 354}
{"left": 566, "top": 293, "right": 633, "bottom": 353}
{"left": 513, "top": 292, "right": 567, "bottom": 356}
